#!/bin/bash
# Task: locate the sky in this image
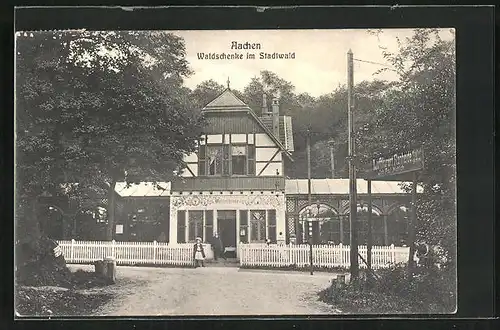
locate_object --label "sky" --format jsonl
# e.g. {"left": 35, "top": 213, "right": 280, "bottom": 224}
{"left": 173, "top": 29, "right": 455, "bottom": 97}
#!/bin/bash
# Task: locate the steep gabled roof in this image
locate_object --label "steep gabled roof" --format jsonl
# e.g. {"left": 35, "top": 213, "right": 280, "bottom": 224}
{"left": 202, "top": 88, "right": 293, "bottom": 161}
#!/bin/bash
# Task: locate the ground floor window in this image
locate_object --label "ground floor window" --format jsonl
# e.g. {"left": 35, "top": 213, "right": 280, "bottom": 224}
{"left": 177, "top": 210, "right": 216, "bottom": 243}
{"left": 188, "top": 210, "right": 204, "bottom": 242}
{"left": 246, "top": 209, "right": 278, "bottom": 243}
{"left": 250, "top": 210, "right": 266, "bottom": 242}
{"left": 267, "top": 210, "right": 277, "bottom": 243}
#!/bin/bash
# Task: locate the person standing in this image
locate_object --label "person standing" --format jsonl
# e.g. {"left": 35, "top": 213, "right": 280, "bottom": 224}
{"left": 193, "top": 237, "right": 206, "bottom": 268}
{"left": 211, "top": 232, "right": 225, "bottom": 261}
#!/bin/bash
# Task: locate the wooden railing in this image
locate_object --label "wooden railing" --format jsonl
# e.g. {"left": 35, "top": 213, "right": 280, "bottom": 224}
{"left": 57, "top": 240, "right": 213, "bottom": 266}
{"left": 239, "top": 243, "right": 409, "bottom": 269}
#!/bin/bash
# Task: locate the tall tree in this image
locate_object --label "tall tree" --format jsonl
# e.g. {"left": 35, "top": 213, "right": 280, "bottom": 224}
{"left": 16, "top": 30, "right": 204, "bottom": 242}
{"left": 243, "top": 70, "right": 299, "bottom": 116}
{"left": 368, "top": 29, "right": 457, "bottom": 263}
{"left": 190, "top": 79, "right": 225, "bottom": 109}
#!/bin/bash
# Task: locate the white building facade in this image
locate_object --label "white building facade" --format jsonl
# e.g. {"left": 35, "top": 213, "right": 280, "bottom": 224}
{"left": 168, "top": 88, "right": 294, "bottom": 256}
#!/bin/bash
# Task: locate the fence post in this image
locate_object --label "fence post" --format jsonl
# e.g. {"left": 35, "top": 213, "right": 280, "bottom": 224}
{"left": 391, "top": 244, "right": 395, "bottom": 264}
{"left": 153, "top": 240, "right": 157, "bottom": 265}
{"left": 70, "top": 239, "right": 75, "bottom": 262}
{"left": 112, "top": 240, "right": 116, "bottom": 258}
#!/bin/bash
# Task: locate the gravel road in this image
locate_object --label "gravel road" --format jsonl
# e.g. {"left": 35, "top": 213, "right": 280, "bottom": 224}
{"left": 69, "top": 265, "right": 341, "bottom": 316}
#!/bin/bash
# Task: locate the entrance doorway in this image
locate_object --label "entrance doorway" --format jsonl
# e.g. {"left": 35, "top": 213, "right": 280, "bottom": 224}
{"left": 217, "top": 210, "right": 237, "bottom": 258}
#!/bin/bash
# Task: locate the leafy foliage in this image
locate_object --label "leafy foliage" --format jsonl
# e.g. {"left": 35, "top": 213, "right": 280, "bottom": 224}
{"left": 190, "top": 79, "right": 225, "bottom": 109}
{"left": 365, "top": 29, "right": 456, "bottom": 261}
{"left": 16, "top": 30, "right": 204, "bottom": 240}
{"left": 319, "top": 263, "right": 456, "bottom": 314}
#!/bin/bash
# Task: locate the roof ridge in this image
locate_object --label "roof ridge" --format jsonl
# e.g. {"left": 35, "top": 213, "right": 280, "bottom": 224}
{"left": 203, "top": 88, "right": 248, "bottom": 109}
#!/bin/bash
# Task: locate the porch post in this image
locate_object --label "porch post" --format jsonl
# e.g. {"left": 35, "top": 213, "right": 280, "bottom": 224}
{"left": 169, "top": 200, "right": 177, "bottom": 244}
{"left": 236, "top": 209, "right": 240, "bottom": 245}
{"left": 407, "top": 171, "right": 418, "bottom": 281}
{"left": 214, "top": 210, "right": 218, "bottom": 235}
{"left": 339, "top": 215, "right": 344, "bottom": 244}
{"left": 367, "top": 179, "right": 373, "bottom": 283}
{"left": 383, "top": 215, "right": 389, "bottom": 245}
{"left": 185, "top": 210, "right": 189, "bottom": 243}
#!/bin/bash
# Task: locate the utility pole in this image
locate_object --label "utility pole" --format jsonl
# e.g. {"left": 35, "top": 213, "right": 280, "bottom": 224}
{"left": 407, "top": 171, "right": 418, "bottom": 281}
{"left": 328, "top": 139, "right": 335, "bottom": 179}
{"left": 307, "top": 129, "right": 314, "bottom": 275}
{"left": 367, "top": 179, "right": 373, "bottom": 284}
{"left": 347, "top": 49, "right": 359, "bottom": 283}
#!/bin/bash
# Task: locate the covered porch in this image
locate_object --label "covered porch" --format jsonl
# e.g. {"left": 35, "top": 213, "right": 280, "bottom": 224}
{"left": 285, "top": 179, "right": 423, "bottom": 246}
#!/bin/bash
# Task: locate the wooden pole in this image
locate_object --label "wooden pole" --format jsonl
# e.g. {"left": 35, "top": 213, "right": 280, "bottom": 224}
{"left": 307, "top": 129, "right": 314, "bottom": 275}
{"left": 347, "top": 49, "right": 359, "bottom": 282}
{"left": 407, "top": 171, "right": 418, "bottom": 281}
{"left": 367, "top": 179, "right": 373, "bottom": 284}
{"left": 329, "top": 139, "right": 335, "bottom": 179}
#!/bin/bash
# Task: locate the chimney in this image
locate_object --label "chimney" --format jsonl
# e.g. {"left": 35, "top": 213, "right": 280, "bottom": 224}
{"left": 262, "top": 93, "right": 268, "bottom": 115}
{"left": 272, "top": 97, "right": 280, "bottom": 140}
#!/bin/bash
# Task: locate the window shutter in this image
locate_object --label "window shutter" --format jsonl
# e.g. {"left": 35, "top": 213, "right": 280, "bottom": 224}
{"left": 198, "top": 145, "right": 206, "bottom": 176}
{"left": 205, "top": 210, "right": 213, "bottom": 241}
{"left": 248, "top": 145, "right": 256, "bottom": 175}
{"left": 267, "top": 210, "right": 277, "bottom": 243}
{"left": 177, "top": 210, "right": 186, "bottom": 243}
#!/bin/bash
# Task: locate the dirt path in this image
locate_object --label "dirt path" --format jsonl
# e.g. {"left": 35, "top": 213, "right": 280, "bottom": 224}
{"left": 69, "top": 265, "right": 341, "bottom": 315}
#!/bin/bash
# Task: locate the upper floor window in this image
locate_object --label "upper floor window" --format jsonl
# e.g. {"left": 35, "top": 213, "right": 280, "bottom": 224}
{"left": 232, "top": 145, "right": 247, "bottom": 175}
{"left": 207, "top": 145, "right": 222, "bottom": 175}
{"left": 198, "top": 143, "right": 256, "bottom": 176}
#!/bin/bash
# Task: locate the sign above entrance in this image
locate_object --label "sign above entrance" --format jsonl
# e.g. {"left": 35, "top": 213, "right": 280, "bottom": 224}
{"left": 171, "top": 194, "right": 283, "bottom": 208}
{"left": 364, "top": 148, "right": 424, "bottom": 180}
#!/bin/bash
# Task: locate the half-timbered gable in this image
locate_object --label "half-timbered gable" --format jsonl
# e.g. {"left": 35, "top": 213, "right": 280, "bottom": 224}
{"left": 170, "top": 88, "right": 293, "bottom": 250}
{"left": 176, "top": 88, "right": 293, "bottom": 181}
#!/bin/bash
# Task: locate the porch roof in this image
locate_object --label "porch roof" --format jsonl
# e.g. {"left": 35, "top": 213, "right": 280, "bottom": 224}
{"left": 285, "top": 179, "right": 423, "bottom": 195}
{"left": 115, "top": 182, "right": 171, "bottom": 197}
{"left": 115, "top": 178, "right": 423, "bottom": 197}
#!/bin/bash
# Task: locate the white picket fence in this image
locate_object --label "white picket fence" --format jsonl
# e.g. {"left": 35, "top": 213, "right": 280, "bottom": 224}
{"left": 57, "top": 240, "right": 210, "bottom": 267}
{"left": 57, "top": 240, "right": 409, "bottom": 270}
{"left": 239, "top": 243, "right": 410, "bottom": 270}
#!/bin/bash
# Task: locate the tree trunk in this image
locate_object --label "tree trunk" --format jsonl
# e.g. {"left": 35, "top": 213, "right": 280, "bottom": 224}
{"left": 106, "top": 180, "right": 117, "bottom": 241}
{"left": 15, "top": 197, "right": 42, "bottom": 273}
{"left": 16, "top": 197, "right": 42, "bottom": 244}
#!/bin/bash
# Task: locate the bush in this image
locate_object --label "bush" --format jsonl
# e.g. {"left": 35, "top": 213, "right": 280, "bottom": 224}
{"left": 15, "top": 236, "right": 74, "bottom": 288}
{"left": 319, "top": 263, "right": 457, "bottom": 314}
